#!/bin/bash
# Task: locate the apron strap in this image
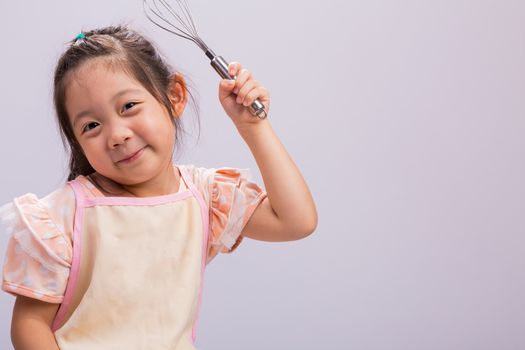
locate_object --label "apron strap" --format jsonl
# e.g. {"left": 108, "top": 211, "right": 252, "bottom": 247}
{"left": 179, "top": 166, "right": 198, "bottom": 197}
{"left": 67, "top": 178, "right": 86, "bottom": 205}
{"left": 53, "top": 179, "right": 85, "bottom": 332}
{"left": 178, "top": 165, "right": 210, "bottom": 342}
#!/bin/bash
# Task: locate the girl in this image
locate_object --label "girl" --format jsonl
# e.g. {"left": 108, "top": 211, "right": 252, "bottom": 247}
{"left": 0, "top": 25, "right": 317, "bottom": 349}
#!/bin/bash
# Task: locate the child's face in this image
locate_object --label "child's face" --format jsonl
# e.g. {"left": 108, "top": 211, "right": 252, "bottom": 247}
{"left": 65, "top": 60, "right": 184, "bottom": 187}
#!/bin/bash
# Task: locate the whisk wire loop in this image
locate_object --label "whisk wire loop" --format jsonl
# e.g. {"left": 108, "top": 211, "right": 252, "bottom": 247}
{"left": 143, "top": 0, "right": 267, "bottom": 119}
{"left": 143, "top": 0, "right": 208, "bottom": 51}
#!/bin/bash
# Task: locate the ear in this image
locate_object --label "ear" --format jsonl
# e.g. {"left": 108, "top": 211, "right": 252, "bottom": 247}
{"left": 168, "top": 73, "right": 188, "bottom": 118}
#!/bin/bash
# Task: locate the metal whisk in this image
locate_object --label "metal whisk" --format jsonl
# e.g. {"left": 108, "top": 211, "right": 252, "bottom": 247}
{"left": 143, "top": 0, "right": 267, "bottom": 119}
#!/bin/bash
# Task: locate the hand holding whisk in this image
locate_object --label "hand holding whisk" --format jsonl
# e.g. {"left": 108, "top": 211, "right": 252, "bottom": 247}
{"left": 143, "top": 0, "right": 268, "bottom": 119}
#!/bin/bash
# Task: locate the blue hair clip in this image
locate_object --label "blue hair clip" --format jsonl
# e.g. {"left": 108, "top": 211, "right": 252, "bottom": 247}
{"left": 73, "top": 33, "right": 86, "bottom": 45}
{"left": 75, "top": 33, "right": 86, "bottom": 41}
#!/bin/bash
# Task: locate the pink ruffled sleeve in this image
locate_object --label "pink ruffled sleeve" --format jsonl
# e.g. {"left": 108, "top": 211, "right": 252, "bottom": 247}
{"left": 0, "top": 186, "right": 74, "bottom": 303}
{"left": 183, "top": 165, "right": 267, "bottom": 264}
{"left": 206, "top": 167, "right": 267, "bottom": 263}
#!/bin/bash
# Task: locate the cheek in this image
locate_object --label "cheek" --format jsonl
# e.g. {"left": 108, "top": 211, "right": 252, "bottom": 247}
{"left": 141, "top": 113, "right": 176, "bottom": 146}
{"left": 81, "top": 140, "right": 107, "bottom": 165}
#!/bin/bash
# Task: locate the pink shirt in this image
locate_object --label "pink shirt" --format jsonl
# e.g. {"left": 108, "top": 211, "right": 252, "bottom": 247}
{"left": 0, "top": 164, "right": 266, "bottom": 346}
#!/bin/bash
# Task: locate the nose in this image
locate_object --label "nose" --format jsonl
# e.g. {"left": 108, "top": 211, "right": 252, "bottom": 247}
{"left": 107, "top": 122, "right": 133, "bottom": 149}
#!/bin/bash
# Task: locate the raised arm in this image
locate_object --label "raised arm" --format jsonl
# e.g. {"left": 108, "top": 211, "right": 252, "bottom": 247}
{"left": 239, "top": 119, "right": 318, "bottom": 241}
{"left": 218, "top": 62, "right": 318, "bottom": 242}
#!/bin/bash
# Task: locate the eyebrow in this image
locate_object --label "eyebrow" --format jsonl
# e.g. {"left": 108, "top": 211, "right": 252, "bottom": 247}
{"left": 72, "top": 88, "right": 143, "bottom": 127}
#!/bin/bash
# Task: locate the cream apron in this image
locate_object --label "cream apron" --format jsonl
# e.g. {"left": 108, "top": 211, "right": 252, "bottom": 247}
{"left": 51, "top": 166, "right": 209, "bottom": 349}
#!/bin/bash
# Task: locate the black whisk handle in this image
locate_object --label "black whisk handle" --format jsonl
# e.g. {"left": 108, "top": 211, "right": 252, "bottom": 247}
{"left": 210, "top": 55, "right": 267, "bottom": 119}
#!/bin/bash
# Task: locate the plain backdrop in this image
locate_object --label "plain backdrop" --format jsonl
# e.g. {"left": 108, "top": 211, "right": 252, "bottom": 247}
{"left": 0, "top": 0, "right": 524, "bottom": 349}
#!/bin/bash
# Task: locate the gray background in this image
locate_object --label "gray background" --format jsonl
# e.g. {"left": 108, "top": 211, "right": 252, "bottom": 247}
{"left": 0, "top": 0, "right": 524, "bottom": 349}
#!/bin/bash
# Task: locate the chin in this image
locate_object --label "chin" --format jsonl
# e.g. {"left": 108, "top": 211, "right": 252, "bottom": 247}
{"left": 117, "top": 163, "right": 162, "bottom": 185}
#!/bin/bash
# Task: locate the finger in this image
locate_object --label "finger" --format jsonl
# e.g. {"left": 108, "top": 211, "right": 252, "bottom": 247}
{"left": 220, "top": 78, "right": 236, "bottom": 91}
{"left": 233, "top": 68, "right": 252, "bottom": 95}
{"left": 218, "top": 79, "right": 236, "bottom": 100}
{"left": 236, "top": 79, "right": 257, "bottom": 105}
{"left": 243, "top": 86, "right": 268, "bottom": 107}
{"left": 228, "top": 62, "right": 242, "bottom": 78}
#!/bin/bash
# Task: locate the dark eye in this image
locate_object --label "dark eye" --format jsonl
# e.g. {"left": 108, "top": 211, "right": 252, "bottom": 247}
{"left": 122, "top": 102, "right": 138, "bottom": 112}
{"left": 82, "top": 122, "right": 99, "bottom": 133}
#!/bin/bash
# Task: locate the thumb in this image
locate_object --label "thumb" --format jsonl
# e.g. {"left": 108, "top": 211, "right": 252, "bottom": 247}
{"left": 218, "top": 79, "right": 236, "bottom": 101}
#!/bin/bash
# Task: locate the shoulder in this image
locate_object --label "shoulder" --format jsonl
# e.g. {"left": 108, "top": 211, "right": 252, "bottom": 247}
{"left": 179, "top": 163, "right": 256, "bottom": 186}
{"left": 178, "top": 164, "right": 267, "bottom": 263}
{"left": 0, "top": 185, "right": 74, "bottom": 303}
{"left": 40, "top": 183, "right": 76, "bottom": 211}
{"left": 177, "top": 164, "right": 214, "bottom": 204}
{"left": 177, "top": 164, "right": 257, "bottom": 204}
{"left": 178, "top": 164, "right": 215, "bottom": 186}
{"left": 40, "top": 184, "right": 76, "bottom": 243}
{"left": 1, "top": 183, "right": 76, "bottom": 255}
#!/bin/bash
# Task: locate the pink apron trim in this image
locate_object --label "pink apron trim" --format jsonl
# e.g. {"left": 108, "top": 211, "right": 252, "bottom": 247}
{"left": 83, "top": 190, "right": 193, "bottom": 207}
{"left": 51, "top": 179, "right": 85, "bottom": 332}
{"left": 179, "top": 166, "right": 210, "bottom": 343}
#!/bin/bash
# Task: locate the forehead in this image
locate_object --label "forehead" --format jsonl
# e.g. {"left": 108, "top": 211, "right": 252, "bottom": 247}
{"left": 65, "top": 59, "right": 144, "bottom": 98}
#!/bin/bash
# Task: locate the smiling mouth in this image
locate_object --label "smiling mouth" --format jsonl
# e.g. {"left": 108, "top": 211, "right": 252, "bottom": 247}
{"left": 118, "top": 147, "right": 146, "bottom": 163}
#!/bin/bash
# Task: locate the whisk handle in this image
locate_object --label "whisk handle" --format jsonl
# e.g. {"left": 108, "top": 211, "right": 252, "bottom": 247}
{"left": 210, "top": 55, "right": 267, "bottom": 119}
